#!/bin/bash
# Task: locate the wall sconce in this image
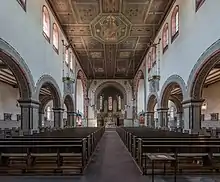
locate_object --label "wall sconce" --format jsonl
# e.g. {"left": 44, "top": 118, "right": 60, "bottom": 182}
{"left": 201, "top": 103, "right": 207, "bottom": 110}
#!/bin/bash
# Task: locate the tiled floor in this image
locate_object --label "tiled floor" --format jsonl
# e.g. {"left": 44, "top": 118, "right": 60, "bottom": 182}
{"left": 0, "top": 130, "right": 219, "bottom": 182}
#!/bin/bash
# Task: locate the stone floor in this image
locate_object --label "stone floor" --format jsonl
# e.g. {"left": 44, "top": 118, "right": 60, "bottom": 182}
{"left": 0, "top": 129, "right": 219, "bottom": 182}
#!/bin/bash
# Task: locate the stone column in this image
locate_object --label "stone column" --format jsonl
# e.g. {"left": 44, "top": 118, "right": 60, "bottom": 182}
{"left": 176, "top": 112, "right": 184, "bottom": 128}
{"left": 67, "top": 111, "right": 75, "bottom": 127}
{"left": 182, "top": 99, "right": 204, "bottom": 133}
{"left": 18, "top": 99, "right": 40, "bottom": 134}
{"left": 38, "top": 111, "right": 45, "bottom": 128}
{"left": 146, "top": 112, "right": 155, "bottom": 128}
{"left": 53, "top": 108, "right": 64, "bottom": 128}
{"left": 157, "top": 108, "right": 168, "bottom": 128}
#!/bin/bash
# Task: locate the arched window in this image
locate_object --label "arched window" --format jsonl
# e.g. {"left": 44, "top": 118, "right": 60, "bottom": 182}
{"left": 118, "top": 96, "right": 121, "bottom": 111}
{"left": 108, "top": 96, "right": 112, "bottom": 111}
{"left": 171, "top": 6, "right": 179, "bottom": 40}
{"left": 46, "top": 106, "right": 52, "bottom": 121}
{"left": 52, "top": 23, "right": 59, "bottom": 51}
{"left": 70, "top": 53, "right": 73, "bottom": 70}
{"left": 162, "top": 23, "right": 169, "bottom": 51}
{"left": 42, "top": 6, "right": 50, "bottom": 40}
{"left": 100, "top": 95, "right": 103, "bottom": 110}
{"left": 65, "top": 49, "right": 69, "bottom": 65}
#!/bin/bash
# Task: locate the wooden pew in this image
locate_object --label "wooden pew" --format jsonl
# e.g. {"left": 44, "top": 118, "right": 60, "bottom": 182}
{"left": 0, "top": 127, "right": 105, "bottom": 175}
{"left": 116, "top": 127, "right": 220, "bottom": 175}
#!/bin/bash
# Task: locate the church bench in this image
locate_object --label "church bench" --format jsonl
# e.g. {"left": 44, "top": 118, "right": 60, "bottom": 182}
{"left": 0, "top": 140, "right": 87, "bottom": 175}
{"left": 0, "top": 127, "right": 104, "bottom": 175}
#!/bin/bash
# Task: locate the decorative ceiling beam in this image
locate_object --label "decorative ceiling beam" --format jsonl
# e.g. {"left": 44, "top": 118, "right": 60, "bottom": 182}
{"left": 144, "top": 0, "right": 154, "bottom": 23}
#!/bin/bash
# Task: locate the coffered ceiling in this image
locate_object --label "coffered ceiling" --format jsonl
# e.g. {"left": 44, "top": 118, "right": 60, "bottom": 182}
{"left": 48, "top": 0, "right": 175, "bottom": 79}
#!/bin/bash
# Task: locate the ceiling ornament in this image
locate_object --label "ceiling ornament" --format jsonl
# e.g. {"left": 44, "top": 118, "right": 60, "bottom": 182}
{"left": 91, "top": 14, "right": 131, "bottom": 44}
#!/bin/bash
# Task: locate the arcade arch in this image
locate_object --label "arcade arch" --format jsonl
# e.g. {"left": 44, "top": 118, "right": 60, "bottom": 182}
{"left": 0, "top": 38, "right": 37, "bottom": 132}
{"left": 63, "top": 94, "right": 74, "bottom": 127}
{"left": 146, "top": 92, "right": 159, "bottom": 128}
{"left": 76, "top": 70, "right": 87, "bottom": 122}
{"left": 186, "top": 39, "right": 220, "bottom": 131}
{"left": 35, "top": 75, "right": 62, "bottom": 128}
{"left": 94, "top": 81, "right": 127, "bottom": 127}
{"left": 159, "top": 75, "right": 187, "bottom": 129}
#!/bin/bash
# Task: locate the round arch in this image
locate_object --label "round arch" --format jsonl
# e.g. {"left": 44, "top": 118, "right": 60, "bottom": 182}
{"left": 34, "top": 74, "right": 62, "bottom": 108}
{"left": 94, "top": 81, "right": 127, "bottom": 104}
{"left": 63, "top": 94, "right": 74, "bottom": 112}
{"left": 147, "top": 92, "right": 159, "bottom": 112}
{"left": 0, "top": 38, "right": 35, "bottom": 99}
{"left": 159, "top": 75, "right": 187, "bottom": 108}
{"left": 187, "top": 39, "right": 220, "bottom": 100}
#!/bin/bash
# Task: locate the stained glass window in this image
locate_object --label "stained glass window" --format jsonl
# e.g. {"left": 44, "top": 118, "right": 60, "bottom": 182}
{"left": 108, "top": 96, "right": 112, "bottom": 111}
{"left": 46, "top": 106, "right": 52, "bottom": 120}
{"left": 65, "top": 49, "right": 69, "bottom": 65}
{"left": 53, "top": 23, "right": 59, "bottom": 51}
{"left": 171, "top": 6, "right": 179, "bottom": 38}
{"left": 118, "top": 96, "right": 121, "bottom": 110}
{"left": 100, "top": 95, "right": 103, "bottom": 110}
{"left": 43, "top": 6, "right": 50, "bottom": 40}
{"left": 162, "top": 23, "right": 169, "bottom": 49}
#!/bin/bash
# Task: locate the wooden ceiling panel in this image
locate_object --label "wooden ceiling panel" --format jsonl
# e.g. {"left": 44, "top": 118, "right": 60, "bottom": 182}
{"left": 48, "top": 0, "right": 175, "bottom": 78}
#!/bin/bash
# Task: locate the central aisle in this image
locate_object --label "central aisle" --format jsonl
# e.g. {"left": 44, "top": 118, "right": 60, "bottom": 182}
{"left": 85, "top": 129, "right": 146, "bottom": 182}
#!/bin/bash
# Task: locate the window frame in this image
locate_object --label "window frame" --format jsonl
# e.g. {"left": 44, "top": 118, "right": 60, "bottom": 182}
{"left": 42, "top": 5, "right": 51, "bottom": 43}
{"left": 65, "top": 49, "right": 69, "bottom": 66}
{"left": 195, "top": 0, "right": 205, "bottom": 12}
{"left": 162, "top": 23, "right": 169, "bottom": 53}
{"left": 171, "top": 5, "right": 179, "bottom": 43}
{"left": 17, "top": 0, "right": 26, "bottom": 11}
{"left": 52, "top": 23, "right": 59, "bottom": 54}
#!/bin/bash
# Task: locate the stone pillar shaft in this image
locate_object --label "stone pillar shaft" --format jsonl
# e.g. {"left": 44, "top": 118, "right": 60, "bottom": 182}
{"left": 146, "top": 112, "right": 154, "bottom": 128}
{"left": 18, "top": 99, "right": 40, "bottom": 133}
{"left": 157, "top": 108, "right": 168, "bottom": 128}
{"left": 67, "top": 112, "right": 75, "bottom": 127}
{"left": 39, "top": 111, "right": 44, "bottom": 128}
{"left": 53, "top": 108, "right": 64, "bottom": 128}
{"left": 176, "top": 112, "right": 183, "bottom": 128}
{"left": 182, "top": 99, "right": 203, "bottom": 132}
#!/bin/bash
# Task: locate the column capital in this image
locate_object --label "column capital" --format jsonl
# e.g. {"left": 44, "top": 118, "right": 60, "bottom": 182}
{"left": 52, "top": 108, "right": 65, "bottom": 112}
{"left": 18, "top": 99, "right": 40, "bottom": 108}
{"left": 182, "top": 98, "right": 205, "bottom": 105}
{"left": 146, "top": 111, "right": 154, "bottom": 114}
{"left": 157, "top": 108, "right": 169, "bottom": 112}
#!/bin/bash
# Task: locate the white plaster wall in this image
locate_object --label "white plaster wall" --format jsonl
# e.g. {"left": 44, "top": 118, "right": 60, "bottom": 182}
{"left": 0, "top": 82, "right": 20, "bottom": 129}
{"left": 88, "top": 79, "right": 133, "bottom": 121}
{"left": 137, "top": 79, "right": 145, "bottom": 113}
{"left": 144, "top": 0, "right": 220, "bottom": 100}
{"left": 76, "top": 79, "right": 84, "bottom": 114}
{"left": 0, "top": 0, "right": 79, "bottom": 94}
{"left": 202, "top": 82, "right": 220, "bottom": 120}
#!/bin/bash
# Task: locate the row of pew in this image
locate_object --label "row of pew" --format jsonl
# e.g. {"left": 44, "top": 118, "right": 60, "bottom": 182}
{"left": 117, "top": 127, "right": 220, "bottom": 175}
{"left": 0, "top": 127, "right": 105, "bottom": 175}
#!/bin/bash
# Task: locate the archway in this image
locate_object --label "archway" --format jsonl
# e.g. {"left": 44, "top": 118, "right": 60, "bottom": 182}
{"left": 35, "top": 75, "right": 62, "bottom": 128}
{"left": 136, "top": 71, "right": 145, "bottom": 116}
{"left": 76, "top": 70, "right": 87, "bottom": 126}
{"left": 94, "top": 81, "right": 127, "bottom": 127}
{"left": 63, "top": 94, "right": 74, "bottom": 127}
{"left": 146, "top": 92, "right": 159, "bottom": 128}
{"left": 0, "top": 38, "right": 36, "bottom": 132}
{"left": 159, "top": 75, "right": 186, "bottom": 129}
{"left": 187, "top": 39, "right": 220, "bottom": 131}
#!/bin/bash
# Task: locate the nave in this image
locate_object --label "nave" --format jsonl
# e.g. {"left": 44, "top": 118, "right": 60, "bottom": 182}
{"left": 0, "top": 128, "right": 219, "bottom": 182}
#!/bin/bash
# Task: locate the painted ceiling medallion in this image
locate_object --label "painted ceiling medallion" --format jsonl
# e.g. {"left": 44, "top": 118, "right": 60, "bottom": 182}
{"left": 91, "top": 14, "right": 131, "bottom": 44}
